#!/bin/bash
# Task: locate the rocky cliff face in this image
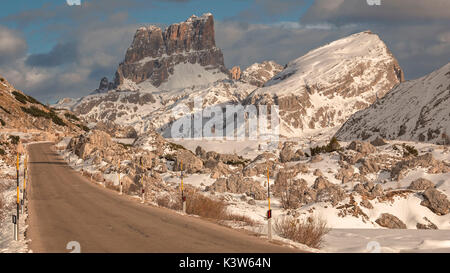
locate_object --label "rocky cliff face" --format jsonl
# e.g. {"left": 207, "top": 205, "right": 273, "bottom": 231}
{"left": 114, "top": 13, "right": 229, "bottom": 89}
{"left": 241, "top": 61, "right": 284, "bottom": 87}
{"left": 335, "top": 62, "right": 450, "bottom": 144}
{"left": 246, "top": 31, "right": 404, "bottom": 136}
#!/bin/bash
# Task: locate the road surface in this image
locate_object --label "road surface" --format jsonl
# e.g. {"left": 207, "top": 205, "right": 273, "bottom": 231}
{"left": 27, "top": 143, "right": 297, "bottom": 253}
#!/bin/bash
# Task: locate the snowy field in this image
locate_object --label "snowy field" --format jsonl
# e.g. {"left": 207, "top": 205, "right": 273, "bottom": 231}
{"left": 55, "top": 136, "right": 450, "bottom": 253}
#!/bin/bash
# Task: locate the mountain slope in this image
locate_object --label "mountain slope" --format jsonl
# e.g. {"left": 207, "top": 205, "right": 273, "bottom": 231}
{"left": 246, "top": 31, "right": 404, "bottom": 137}
{"left": 335, "top": 62, "right": 450, "bottom": 144}
{"left": 0, "top": 75, "right": 85, "bottom": 134}
{"left": 56, "top": 29, "right": 405, "bottom": 140}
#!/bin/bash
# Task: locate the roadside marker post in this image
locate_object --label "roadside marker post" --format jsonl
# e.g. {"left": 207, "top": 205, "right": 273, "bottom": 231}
{"left": 23, "top": 154, "right": 27, "bottom": 205}
{"left": 15, "top": 152, "right": 20, "bottom": 240}
{"left": 140, "top": 158, "right": 145, "bottom": 204}
{"left": 12, "top": 215, "right": 17, "bottom": 241}
{"left": 181, "top": 160, "right": 186, "bottom": 214}
{"left": 118, "top": 159, "right": 122, "bottom": 195}
{"left": 266, "top": 165, "right": 272, "bottom": 241}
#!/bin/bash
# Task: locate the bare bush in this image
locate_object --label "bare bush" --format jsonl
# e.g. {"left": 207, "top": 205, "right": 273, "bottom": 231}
{"left": 156, "top": 194, "right": 182, "bottom": 210}
{"left": 0, "top": 195, "right": 4, "bottom": 213}
{"left": 186, "top": 190, "right": 227, "bottom": 220}
{"left": 274, "top": 216, "right": 330, "bottom": 249}
{"left": 225, "top": 213, "right": 256, "bottom": 226}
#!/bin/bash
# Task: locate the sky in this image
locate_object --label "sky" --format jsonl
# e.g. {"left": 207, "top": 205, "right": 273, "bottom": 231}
{"left": 0, "top": 0, "right": 449, "bottom": 103}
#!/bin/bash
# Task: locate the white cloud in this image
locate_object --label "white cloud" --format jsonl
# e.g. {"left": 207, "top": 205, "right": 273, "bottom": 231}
{"left": 0, "top": 26, "right": 27, "bottom": 64}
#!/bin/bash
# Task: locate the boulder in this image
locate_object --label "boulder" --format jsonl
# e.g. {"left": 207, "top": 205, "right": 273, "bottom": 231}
{"left": 376, "top": 213, "right": 406, "bottom": 229}
{"left": 207, "top": 174, "right": 267, "bottom": 200}
{"left": 347, "top": 140, "right": 376, "bottom": 154}
{"left": 420, "top": 188, "right": 450, "bottom": 215}
{"left": 313, "top": 177, "right": 347, "bottom": 206}
{"left": 416, "top": 217, "right": 438, "bottom": 230}
{"left": 195, "top": 146, "right": 206, "bottom": 158}
{"left": 280, "top": 142, "right": 297, "bottom": 163}
{"left": 173, "top": 149, "right": 203, "bottom": 173}
{"left": 310, "top": 155, "right": 323, "bottom": 163}
{"left": 353, "top": 182, "right": 384, "bottom": 199}
{"left": 358, "top": 157, "right": 380, "bottom": 175}
{"left": 370, "top": 137, "right": 388, "bottom": 147}
{"left": 408, "top": 178, "right": 435, "bottom": 191}
{"left": 391, "top": 153, "right": 450, "bottom": 181}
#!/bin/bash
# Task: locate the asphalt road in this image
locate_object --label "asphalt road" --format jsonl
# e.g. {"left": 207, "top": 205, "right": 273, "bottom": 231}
{"left": 27, "top": 143, "right": 297, "bottom": 253}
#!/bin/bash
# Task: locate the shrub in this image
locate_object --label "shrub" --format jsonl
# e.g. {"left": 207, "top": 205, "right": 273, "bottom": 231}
{"left": 0, "top": 118, "right": 5, "bottom": 126}
{"left": 156, "top": 195, "right": 181, "bottom": 210}
{"left": 12, "top": 91, "right": 28, "bottom": 104}
{"left": 76, "top": 123, "right": 90, "bottom": 132}
{"left": 21, "top": 106, "right": 66, "bottom": 127}
{"left": 168, "top": 142, "right": 186, "bottom": 151}
{"left": 0, "top": 77, "right": 4, "bottom": 82}
{"left": 65, "top": 112, "right": 80, "bottom": 121}
{"left": 225, "top": 213, "right": 256, "bottom": 226}
{"left": 9, "top": 135, "right": 20, "bottom": 145}
{"left": 186, "top": 191, "right": 227, "bottom": 220}
{"left": 310, "top": 137, "right": 341, "bottom": 156}
{"left": 274, "top": 216, "right": 330, "bottom": 249}
{"left": 0, "top": 195, "right": 4, "bottom": 212}
{"left": 11, "top": 90, "right": 42, "bottom": 105}
{"left": 402, "top": 143, "right": 418, "bottom": 157}
{"left": 25, "top": 95, "right": 41, "bottom": 105}
{"left": 0, "top": 105, "right": 11, "bottom": 114}
{"left": 0, "top": 148, "right": 5, "bottom": 155}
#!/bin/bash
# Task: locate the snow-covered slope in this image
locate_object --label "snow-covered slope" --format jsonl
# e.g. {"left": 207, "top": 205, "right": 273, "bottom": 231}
{"left": 57, "top": 80, "right": 257, "bottom": 135}
{"left": 336, "top": 62, "right": 450, "bottom": 144}
{"left": 240, "top": 60, "right": 284, "bottom": 87}
{"left": 246, "top": 31, "right": 404, "bottom": 137}
{"left": 55, "top": 30, "right": 405, "bottom": 141}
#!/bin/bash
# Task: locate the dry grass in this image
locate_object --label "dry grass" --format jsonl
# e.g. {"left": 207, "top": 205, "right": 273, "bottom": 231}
{"left": 156, "top": 194, "right": 181, "bottom": 210}
{"left": 274, "top": 216, "right": 330, "bottom": 249}
{"left": 186, "top": 191, "right": 227, "bottom": 220}
{"left": 157, "top": 190, "right": 255, "bottom": 226}
{"left": 0, "top": 195, "right": 4, "bottom": 212}
{"left": 224, "top": 213, "right": 256, "bottom": 226}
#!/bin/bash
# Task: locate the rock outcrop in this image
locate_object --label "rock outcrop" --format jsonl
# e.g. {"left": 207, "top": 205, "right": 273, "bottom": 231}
{"left": 420, "top": 188, "right": 450, "bottom": 216}
{"left": 376, "top": 213, "right": 407, "bottom": 229}
{"left": 408, "top": 178, "right": 435, "bottom": 191}
{"left": 240, "top": 61, "right": 283, "bottom": 87}
{"left": 230, "top": 66, "right": 241, "bottom": 80}
{"left": 114, "top": 13, "right": 229, "bottom": 88}
{"left": 246, "top": 31, "right": 403, "bottom": 136}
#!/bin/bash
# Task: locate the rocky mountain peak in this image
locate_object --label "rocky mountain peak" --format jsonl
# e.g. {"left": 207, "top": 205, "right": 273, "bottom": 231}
{"left": 114, "top": 13, "right": 229, "bottom": 89}
{"left": 246, "top": 31, "right": 404, "bottom": 135}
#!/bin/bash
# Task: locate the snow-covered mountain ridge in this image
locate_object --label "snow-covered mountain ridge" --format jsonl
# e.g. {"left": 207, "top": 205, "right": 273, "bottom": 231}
{"left": 336, "top": 62, "right": 450, "bottom": 144}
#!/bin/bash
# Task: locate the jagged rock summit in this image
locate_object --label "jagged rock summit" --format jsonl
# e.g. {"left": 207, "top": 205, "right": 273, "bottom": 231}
{"left": 114, "top": 13, "right": 229, "bottom": 91}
